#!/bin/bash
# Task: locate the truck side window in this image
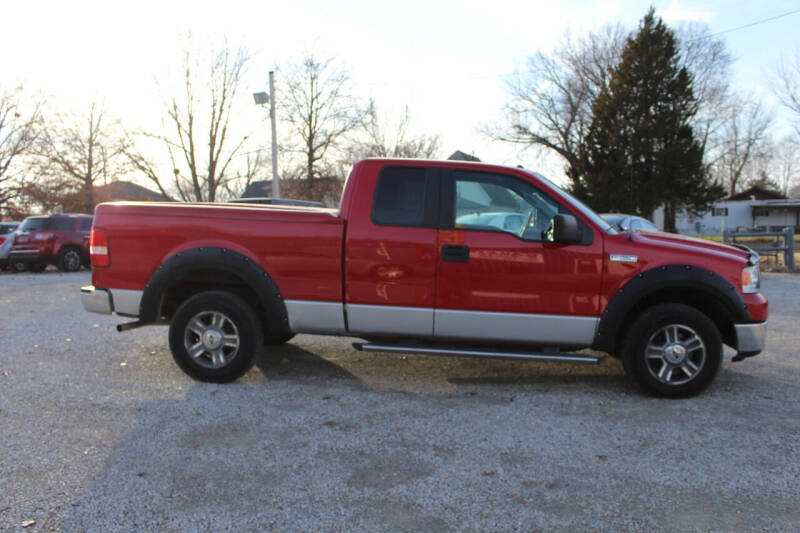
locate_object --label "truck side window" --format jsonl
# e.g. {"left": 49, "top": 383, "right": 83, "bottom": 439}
{"left": 371, "top": 167, "right": 428, "bottom": 227}
{"left": 80, "top": 218, "right": 93, "bottom": 231}
{"left": 453, "top": 171, "right": 561, "bottom": 242}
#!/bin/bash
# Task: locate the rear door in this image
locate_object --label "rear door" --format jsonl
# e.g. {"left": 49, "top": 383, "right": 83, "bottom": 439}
{"left": 434, "top": 168, "right": 604, "bottom": 346}
{"left": 344, "top": 164, "right": 441, "bottom": 336}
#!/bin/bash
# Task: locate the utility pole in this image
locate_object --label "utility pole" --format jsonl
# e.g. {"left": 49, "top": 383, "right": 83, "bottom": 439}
{"left": 269, "top": 71, "right": 280, "bottom": 198}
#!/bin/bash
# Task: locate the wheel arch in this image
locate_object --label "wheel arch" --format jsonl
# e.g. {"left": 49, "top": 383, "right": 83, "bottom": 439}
{"left": 593, "top": 264, "right": 750, "bottom": 355}
{"left": 139, "top": 247, "right": 291, "bottom": 339}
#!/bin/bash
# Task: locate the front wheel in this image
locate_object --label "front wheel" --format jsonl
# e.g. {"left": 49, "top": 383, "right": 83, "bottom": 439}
{"left": 621, "top": 303, "right": 722, "bottom": 398}
{"left": 168, "top": 291, "right": 263, "bottom": 382}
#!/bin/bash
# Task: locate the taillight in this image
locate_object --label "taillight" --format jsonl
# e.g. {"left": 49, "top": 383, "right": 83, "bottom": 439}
{"left": 0, "top": 236, "right": 5, "bottom": 245}
{"left": 90, "top": 228, "right": 109, "bottom": 267}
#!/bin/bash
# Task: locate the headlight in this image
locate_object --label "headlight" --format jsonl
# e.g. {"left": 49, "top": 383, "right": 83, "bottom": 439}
{"left": 741, "top": 264, "right": 760, "bottom": 293}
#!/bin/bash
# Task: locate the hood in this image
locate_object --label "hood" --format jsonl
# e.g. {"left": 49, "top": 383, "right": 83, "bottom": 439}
{"left": 631, "top": 232, "right": 750, "bottom": 262}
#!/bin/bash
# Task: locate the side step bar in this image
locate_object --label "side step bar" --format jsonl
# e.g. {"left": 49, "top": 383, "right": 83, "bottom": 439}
{"left": 353, "top": 343, "right": 602, "bottom": 364}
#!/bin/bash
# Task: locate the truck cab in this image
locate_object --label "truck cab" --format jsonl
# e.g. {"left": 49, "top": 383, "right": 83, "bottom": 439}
{"left": 81, "top": 159, "right": 768, "bottom": 397}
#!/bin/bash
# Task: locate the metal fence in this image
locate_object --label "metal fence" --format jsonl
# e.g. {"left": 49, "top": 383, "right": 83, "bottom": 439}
{"left": 723, "top": 228, "right": 796, "bottom": 273}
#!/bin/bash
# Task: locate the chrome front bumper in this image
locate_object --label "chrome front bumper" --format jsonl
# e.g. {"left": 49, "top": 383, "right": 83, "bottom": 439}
{"left": 81, "top": 285, "right": 112, "bottom": 315}
{"left": 734, "top": 321, "right": 768, "bottom": 354}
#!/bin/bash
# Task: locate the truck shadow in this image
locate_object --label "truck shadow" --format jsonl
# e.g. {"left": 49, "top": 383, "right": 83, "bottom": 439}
{"left": 253, "top": 340, "right": 633, "bottom": 395}
{"left": 253, "top": 343, "right": 361, "bottom": 383}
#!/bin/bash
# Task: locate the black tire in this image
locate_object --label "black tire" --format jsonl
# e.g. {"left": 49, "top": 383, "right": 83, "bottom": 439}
{"left": 264, "top": 332, "right": 295, "bottom": 345}
{"left": 58, "top": 246, "right": 83, "bottom": 272}
{"left": 621, "top": 303, "right": 722, "bottom": 398}
{"left": 11, "top": 260, "right": 27, "bottom": 272}
{"left": 168, "top": 291, "right": 263, "bottom": 382}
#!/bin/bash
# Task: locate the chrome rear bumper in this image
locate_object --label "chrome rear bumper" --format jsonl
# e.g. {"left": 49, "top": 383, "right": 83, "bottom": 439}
{"left": 81, "top": 285, "right": 112, "bottom": 315}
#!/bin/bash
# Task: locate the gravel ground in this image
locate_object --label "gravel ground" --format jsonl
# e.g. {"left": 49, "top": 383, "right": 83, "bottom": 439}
{"left": 0, "top": 270, "right": 798, "bottom": 532}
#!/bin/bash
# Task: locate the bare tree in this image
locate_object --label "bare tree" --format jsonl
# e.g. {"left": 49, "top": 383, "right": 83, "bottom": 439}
{"left": 346, "top": 100, "right": 439, "bottom": 161}
{"left": 488, "top": 24, "right": 626, "bottom": 175}
{"left": 281, "top": 54, "right": 366, "bottom": 183}
{"left": 709, "top": 96, "right": 772, "bottom": 196}
{"left": 126, "top": 40, "right": 258, "bottom": 202}
{"left": 770, "top": 136, "right": 800, "bottom": 196}
{"left": 0, "top": 86, "right": 42, "bottom": 218}
{"left": 775, "top": 48, "right": 800, "bottom": 135}
{"left": 37, "top": 103, "right": 128, "bottom": 213}
{"left": 490, "top": 22, "right": 733, "bottom": 190}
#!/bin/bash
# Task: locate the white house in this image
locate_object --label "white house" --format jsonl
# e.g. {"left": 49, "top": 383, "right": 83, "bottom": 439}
{"left": 653, "top": 187, "right": 800, "bottom": 235}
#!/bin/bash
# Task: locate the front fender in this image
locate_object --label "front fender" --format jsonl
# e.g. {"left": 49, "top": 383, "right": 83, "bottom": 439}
{"left": 592, "top": 264, "right": 750, "bottom": 353}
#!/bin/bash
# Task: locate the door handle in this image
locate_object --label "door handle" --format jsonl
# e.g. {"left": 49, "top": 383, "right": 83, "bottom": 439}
{"left": 442, "top": 245, "right": 469, "bottom": 263}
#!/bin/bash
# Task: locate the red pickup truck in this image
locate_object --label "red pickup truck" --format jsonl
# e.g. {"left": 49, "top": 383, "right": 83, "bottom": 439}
{"left": 81, "top": 159, "right": 768, "bottom": 397}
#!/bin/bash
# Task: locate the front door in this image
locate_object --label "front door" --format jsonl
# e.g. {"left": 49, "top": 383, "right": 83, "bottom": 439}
{"left": 434, "top": 169, "right": 604, "bottom": 346}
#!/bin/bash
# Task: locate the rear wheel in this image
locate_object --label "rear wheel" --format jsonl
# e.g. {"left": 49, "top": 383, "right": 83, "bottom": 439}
{"left": 168, "top": 291, "right": 262, "bottom": 382}
{"left": 621, "top": 303, "right": 722, "bottom": 398}
{"left": 58, "top": 247, "right": 82, "bottom": 272}
{"left": 11, "top": 260, "right": 26, "bottom": 272}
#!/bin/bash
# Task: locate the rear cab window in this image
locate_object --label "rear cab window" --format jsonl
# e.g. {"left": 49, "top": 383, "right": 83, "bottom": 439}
{"left": 371, "top": 166, "right": 439, "bottom": 227}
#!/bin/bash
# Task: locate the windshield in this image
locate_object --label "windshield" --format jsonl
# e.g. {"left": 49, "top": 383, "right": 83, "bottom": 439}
{"left": 526, "top": 171, "right": 617, "bottom": 234}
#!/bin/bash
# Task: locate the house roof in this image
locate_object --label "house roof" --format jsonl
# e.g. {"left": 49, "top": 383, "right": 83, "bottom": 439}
{"left": 95, "top": 181, "right": 168, "bottom": 202}
{"left": 447, "top": 150, "right": 481, "bottom": 162}
{"left": 726, "top": 186, "right": 786, "bottom": 201}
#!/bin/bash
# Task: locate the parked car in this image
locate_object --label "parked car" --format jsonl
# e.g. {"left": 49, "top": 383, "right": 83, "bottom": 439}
{"left": 9, "top": 214, "right": 92, "bottom": 272}
{"left": 601, "top": 213, "right": 659, "bottom": 232}
{"left": 81, "top": 159, "right": 767, "bottom": 398}
{"left": 0, "top": 222, "right": 20, "bottom": 270}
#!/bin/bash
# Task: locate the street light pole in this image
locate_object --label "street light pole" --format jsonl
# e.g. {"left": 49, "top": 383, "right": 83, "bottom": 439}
{"left": 269, "top": 71, "right": 280, "bottom": 198}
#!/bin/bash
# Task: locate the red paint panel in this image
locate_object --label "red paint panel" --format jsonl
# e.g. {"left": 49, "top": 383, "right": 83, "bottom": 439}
{"left": 91, "top": 203, "right": 344, "bottom": 302}
{"left": 600, "top": 233, "right": 753, "bottom": 313}
{"left": 436, "top": 229, "right": 604, "bottom": 315}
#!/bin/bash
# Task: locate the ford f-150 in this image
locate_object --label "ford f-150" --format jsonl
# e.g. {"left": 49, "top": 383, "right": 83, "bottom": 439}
{"left": 81, "top": 159, "right": 768, "bottom": 397}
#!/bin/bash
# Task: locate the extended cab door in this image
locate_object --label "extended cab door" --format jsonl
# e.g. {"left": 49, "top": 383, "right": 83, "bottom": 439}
{"left": 434, "top": 168, "right": 604, "bottom": 346}
{"left": 344, "top": 164, "right": 440, "bottom": 337}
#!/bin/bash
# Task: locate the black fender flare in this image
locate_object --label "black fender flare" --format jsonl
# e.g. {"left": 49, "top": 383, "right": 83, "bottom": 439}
{"left": 592, "top": 264, "right": 750, "bottom": 353}
{"left": 139, "top": 247, "right": 290, "bottom": 337}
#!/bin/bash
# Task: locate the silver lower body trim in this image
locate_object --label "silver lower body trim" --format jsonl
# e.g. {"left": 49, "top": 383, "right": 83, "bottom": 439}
{"left": 734, "top": 321, "right": 767, "bottom": 353}
{"left": 346, "top": 303, "right": 434, "bottom": 336}
{"left": 434, "top": 308, "right": 598, "bottom": 347}
{"left": 81, "top": 286, "right": 113, "bottom": 315}
{"left": 285, "top": 300, "right": 346, "bottom": 334}
{"left": 109, "top": 289, "right": 143, "bottom": 317}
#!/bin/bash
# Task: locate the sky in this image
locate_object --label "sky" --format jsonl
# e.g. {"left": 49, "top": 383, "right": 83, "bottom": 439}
{"left": 3, "top": 0, "right": 799, "bottom": 188}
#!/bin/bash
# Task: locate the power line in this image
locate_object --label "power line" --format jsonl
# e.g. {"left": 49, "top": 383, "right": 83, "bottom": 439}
{"left": 701, "top": 7, "right": 800, "bottom": 39}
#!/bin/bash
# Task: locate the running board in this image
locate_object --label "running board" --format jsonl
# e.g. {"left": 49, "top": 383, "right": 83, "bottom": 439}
{"left": 352, "top": 343, "right": 602, "bottom": 364}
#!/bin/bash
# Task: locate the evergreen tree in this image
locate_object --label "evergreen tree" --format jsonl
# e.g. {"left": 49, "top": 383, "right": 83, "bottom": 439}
{"left": 572, "top": 8, "right": 723, "bottom": 231}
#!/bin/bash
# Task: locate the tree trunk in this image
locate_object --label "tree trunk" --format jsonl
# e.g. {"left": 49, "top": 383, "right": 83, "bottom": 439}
{"left": 663, "top": 202, "right": 677, "bottom": 233}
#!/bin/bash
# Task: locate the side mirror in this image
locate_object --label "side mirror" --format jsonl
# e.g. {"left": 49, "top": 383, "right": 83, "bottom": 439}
{"left": 553, "top": 213, "right": 582, "bottom": 244}
{"left": 618, "top": 216, "right": 631, "bottom": 232}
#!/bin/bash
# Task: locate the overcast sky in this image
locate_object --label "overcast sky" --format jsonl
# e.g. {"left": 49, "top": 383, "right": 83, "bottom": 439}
{"left": 3, "top": 0, "right": 799, "bottom": 186}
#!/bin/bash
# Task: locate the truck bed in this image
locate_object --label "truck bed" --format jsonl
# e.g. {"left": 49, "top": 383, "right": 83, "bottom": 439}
{"left": 91, "top": 201, "right": 345, "bottom": 302}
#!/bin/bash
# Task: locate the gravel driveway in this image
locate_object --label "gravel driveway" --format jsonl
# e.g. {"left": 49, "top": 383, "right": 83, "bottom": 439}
{"left": 1, "top": 271, "right": 798, "bottom": 531}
